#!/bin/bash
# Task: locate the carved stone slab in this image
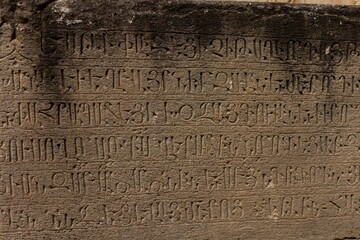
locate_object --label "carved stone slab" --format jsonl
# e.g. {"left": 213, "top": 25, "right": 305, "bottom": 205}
{"left": 1, "top": 0, "right": 360, "bottom": 239}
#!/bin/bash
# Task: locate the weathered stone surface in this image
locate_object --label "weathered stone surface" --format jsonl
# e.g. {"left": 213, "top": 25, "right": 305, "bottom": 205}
{"left": 1, "top": 0, "right": 360, "bottom": 239}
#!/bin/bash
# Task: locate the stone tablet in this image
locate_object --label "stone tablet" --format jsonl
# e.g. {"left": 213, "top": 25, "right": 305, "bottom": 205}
{"left": 2, "top": 0, "right": 360, "bottom": 239}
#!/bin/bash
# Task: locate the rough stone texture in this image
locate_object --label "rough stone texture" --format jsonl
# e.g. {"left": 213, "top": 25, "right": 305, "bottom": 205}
{"left": 2, "top": 0, "right": 360, "bottom": 239}
{"left": 202, "top": 0, "right": 360, "bottom": 5}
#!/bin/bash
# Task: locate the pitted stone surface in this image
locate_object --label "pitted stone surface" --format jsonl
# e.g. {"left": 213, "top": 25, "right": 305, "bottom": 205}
{"left": 1, "top": 1, "right": 360, "bottom": 239}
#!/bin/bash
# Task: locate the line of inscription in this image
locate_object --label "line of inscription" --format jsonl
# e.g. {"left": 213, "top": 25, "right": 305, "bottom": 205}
{"left": 0, "top": 193, "right": 358, "bottom": 232}
{"left": 4, "top": 67, "right": 360, "bottom": 95}
{"left": 0, "top": 100, "right": 353, "bottom": 128}
{"left": 42, "top": 30, "right": 360, "bottom": 65}
{"left": 0, "top": 133, "right": 359, "bottom": 163}
{"left": 1, "top": 164, "right": 360, "bottom": 197}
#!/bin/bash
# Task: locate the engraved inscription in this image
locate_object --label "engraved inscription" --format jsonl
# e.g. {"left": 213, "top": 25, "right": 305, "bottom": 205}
{"left": 2, "top": 2, "right": 360, "bottom": 239}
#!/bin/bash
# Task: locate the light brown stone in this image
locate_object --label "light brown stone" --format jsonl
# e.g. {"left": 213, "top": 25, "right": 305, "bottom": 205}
{"left": 1, "top": 0, "right": 360, "bottom": 239}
